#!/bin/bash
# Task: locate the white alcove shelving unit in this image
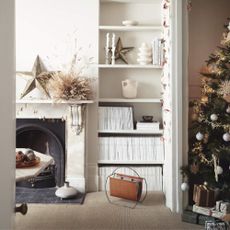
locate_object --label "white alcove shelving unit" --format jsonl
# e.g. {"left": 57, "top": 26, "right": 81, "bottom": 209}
{"left": 97, "top": 0, "right": 165, "bottom": 192}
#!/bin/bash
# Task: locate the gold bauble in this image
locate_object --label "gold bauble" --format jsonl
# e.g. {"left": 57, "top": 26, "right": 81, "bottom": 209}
{"left": 191, "top": 113, "right": 198, "bottom": 121}
{"left": 203, "top": 133, "right": 209, "bottom": 144}
{"left": 223, "top": 94, "right": 230, "bottom": 103}
{"left": 190, "top": 163, "right": 199, "bottom": 174}
{"left": 201, "top": 96, "right": 208, "bottom": 104}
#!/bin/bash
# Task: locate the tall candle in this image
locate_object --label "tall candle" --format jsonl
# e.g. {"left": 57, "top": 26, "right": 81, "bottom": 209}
{"left": 112, "top": 33, "right": 115, "bottom": 47}
{"left": 106, "top": 33, "right": 110, "bottom": 48}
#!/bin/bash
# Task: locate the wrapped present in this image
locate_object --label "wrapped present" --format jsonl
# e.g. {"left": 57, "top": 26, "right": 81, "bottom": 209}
{"left": 193, "top": 205, "right": 225, "bottom": 219}
{"left": 181, "top": 210, "right": 198, "bottom": 224}
{"left": 216, "top": 200, "right": 230, "bottom": 215}
{"left": 205, "top": 220, "right": 229, "bottom": 230}
{"left": 193, "top": 184, "right": 215, "bottom": 207}
{"left": 198, "top": 215, "right": 216, "bottom": 225}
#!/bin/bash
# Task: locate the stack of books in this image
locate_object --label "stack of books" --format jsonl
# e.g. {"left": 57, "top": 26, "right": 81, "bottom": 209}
{"left": 151, "top": 38, "right": 164, "bottom": 66}
{"left": 99, "top": 137, "right": 164, "bottom": 161}
{"left": 136, "top": 121, "right": 160, "bottom": 131}
{"left": 98, "top": 106, "right": 134, "bottom": 130}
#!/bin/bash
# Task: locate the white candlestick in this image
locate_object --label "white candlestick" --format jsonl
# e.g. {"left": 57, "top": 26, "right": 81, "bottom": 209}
{"left": 106, "top": 33, "right": 110, "bottom": 48}
{"left": 112, "top": 33, "right": 115, "bottom": 47}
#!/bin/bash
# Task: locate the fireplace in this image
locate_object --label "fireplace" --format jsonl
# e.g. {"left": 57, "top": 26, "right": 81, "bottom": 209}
{"left": 16, "top": 118, "right": 65, "bottom": 188}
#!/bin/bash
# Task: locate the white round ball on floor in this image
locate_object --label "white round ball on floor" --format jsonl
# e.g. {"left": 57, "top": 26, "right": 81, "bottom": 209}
{"left": 196, "top": 132, "right": 204, "bottom": 141}
{"left": 181, "top": 182, "right": 189, "bottom": 191}
{"left": 223, "top": 133, "right": 230, "bottom": 142}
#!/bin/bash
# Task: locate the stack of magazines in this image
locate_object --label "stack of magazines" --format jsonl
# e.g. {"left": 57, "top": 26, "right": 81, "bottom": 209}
{"left": 136, "top": 121, "right": 160, "bottom": 131}
{"left": 99, "top": 166, "right": 163, "bottom": 191}
{"left": 151, "top": 38, "right": 164, "bottom": 66}
{"left": 99, "top": 137, "right": 164, "bottom": 161}
{"left": 98, "top": 106, "right": 134, "bottom": 130}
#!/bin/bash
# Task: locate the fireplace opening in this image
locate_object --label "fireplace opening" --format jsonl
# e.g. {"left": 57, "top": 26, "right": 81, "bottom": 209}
{"left": 16, "top": 119, "right": 65, "bottom": 188}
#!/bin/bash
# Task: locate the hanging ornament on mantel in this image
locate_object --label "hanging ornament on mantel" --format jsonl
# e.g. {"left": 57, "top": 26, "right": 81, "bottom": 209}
{"left": 226, "top": 106, "right": 230, "bottom": 114}
{"left": 223, "top": 133, "right": 230, "bottom": 142}
{"left": 196, "top": 132, "right": 204, "bottom": 141}
{"left": 210, "top": 114, "right": 218, "bottom": 121}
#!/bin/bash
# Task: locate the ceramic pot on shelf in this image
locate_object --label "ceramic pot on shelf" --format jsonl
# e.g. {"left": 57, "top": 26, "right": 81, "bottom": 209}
{"left": 137, "top": 42, "right": 152, "bottom": 65}
{"left": 122, "top": 79, "right": 138, "bottom": 99}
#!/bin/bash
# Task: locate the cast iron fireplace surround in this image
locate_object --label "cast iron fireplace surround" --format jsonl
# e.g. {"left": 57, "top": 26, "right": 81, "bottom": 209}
{"left": 16, "top": 118, "right": 65, "bottom": 188}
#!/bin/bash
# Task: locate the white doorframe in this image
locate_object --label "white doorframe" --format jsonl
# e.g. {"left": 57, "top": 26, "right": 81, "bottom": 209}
{"left": 0, "top": 0, "right": 15, "bottom": 228}
{"left": 170, "top": 0, "right": 183, "bottom": 213}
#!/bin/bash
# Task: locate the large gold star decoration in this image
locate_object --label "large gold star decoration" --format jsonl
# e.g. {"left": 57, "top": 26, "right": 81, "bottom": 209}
{"left": 115, "top": 37, "right": 134, "bottom": 64}
{"left": 18, "top": 56, "right": 52, "bottom": 99}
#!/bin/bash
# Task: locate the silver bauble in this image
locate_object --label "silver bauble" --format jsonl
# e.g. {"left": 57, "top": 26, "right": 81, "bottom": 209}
{"left": 196, "top": 132, "right": 204, "bottom": 141}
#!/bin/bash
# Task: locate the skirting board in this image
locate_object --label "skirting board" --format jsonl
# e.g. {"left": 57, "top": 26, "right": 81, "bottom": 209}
{"left": 65, "top": 177, "right": 85, "bottom": 193}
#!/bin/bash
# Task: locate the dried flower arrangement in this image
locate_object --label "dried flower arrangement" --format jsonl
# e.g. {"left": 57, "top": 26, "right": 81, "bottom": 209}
{"left": 46, "top": 35, "right": 95, "bottom": 102}
{"left": 48, "top": 71, "right": 92, "bottom": 101}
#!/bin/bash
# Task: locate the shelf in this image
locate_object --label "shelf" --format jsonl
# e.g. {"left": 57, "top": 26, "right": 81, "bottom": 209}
{"left": 98, "top": 64, "right": 162, "bottom": 69}
{"left": 99, "top": 25, "right": 162, "bottom": 31}
{"left": 100, "top": 0, "right": 162, "bottom": 4}
{"left": 16, "top": 99, "right": 94, "bottom": 104}
{"left": 98, "top": 160, "right": 164, "bottom": 165}
{"left": 98, "top": 129, "right": 163, "bottom": 134}
{"left": 98, "top": 98, "right": 162, "bottom": 103}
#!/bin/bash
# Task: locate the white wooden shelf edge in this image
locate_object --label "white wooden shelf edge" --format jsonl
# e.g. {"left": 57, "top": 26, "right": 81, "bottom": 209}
{"left": 98, "top": 160, "right": 164, "bottom": 165}
{"left": 98, "top": 64, "right": 162, "bottom": 69}
{"left": 98, "top": 98, "right": 162, "bottom": 103}
{"left": 100, "top": 0, "right": 162, "bottom": 4}
{"left": 16, "top": 99, "right": 94, "bottom": 104}
{"left": 98, "top": 129, "right": 163, "bottom": 134}
{"left": 99, "top": 25, "right": 162, "bottom": 31}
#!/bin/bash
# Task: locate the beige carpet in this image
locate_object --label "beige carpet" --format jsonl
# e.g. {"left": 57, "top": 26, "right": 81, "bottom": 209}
{"left": 15, "top": 192, "right": 202, "bottom": 230}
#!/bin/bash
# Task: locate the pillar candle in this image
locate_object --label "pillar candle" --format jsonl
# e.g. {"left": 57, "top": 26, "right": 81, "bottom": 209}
{"left": 106, "top": 33, "right": 110, "bottom": 48}
{"left": 112, "top": 33, "right": 115, "bottom": 47}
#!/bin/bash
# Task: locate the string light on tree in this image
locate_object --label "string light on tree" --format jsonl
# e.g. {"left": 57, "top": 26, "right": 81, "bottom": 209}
{"left": 204, "top": 181, "right": 208, "bottom": 187}
{"left": 196, "top": 132, "right": 204, "bottom": 141}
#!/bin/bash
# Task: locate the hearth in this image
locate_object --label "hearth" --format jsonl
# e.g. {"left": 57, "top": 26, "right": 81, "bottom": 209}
{"left": 16, "top": 118, "right": 65, "bottom": 188}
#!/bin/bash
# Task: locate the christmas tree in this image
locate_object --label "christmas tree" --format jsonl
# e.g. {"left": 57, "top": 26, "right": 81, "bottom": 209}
{"left": 182, "top": 20, "right": 230, "bottom": 202}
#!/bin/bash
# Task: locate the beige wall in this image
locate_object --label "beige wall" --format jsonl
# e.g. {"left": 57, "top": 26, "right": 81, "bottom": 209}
{"left": 189, "top": 0, "right": 230, "bottom": 100}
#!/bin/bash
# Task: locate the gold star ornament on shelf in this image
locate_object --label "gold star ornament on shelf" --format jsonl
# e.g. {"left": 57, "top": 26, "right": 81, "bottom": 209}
{"left": 115, "top": 37, "right": 134, "bottom": 64}
{"left": 18, "top": 55, "right": 52, "bottom": 99}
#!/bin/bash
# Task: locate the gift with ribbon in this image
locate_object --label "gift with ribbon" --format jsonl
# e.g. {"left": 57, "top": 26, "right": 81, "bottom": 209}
{"left": 193, "top": 184, "right": 215, "bottom": 207}
{"left": 216, "top": 200, "right": 230, "bottom": 215}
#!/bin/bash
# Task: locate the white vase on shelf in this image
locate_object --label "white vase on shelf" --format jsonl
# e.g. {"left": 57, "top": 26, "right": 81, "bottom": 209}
{"left": 137, "top": 42, "right": 152, "bottom": 65}
{"left": 121, "top": 79, "right": 138, "bottom": 99}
